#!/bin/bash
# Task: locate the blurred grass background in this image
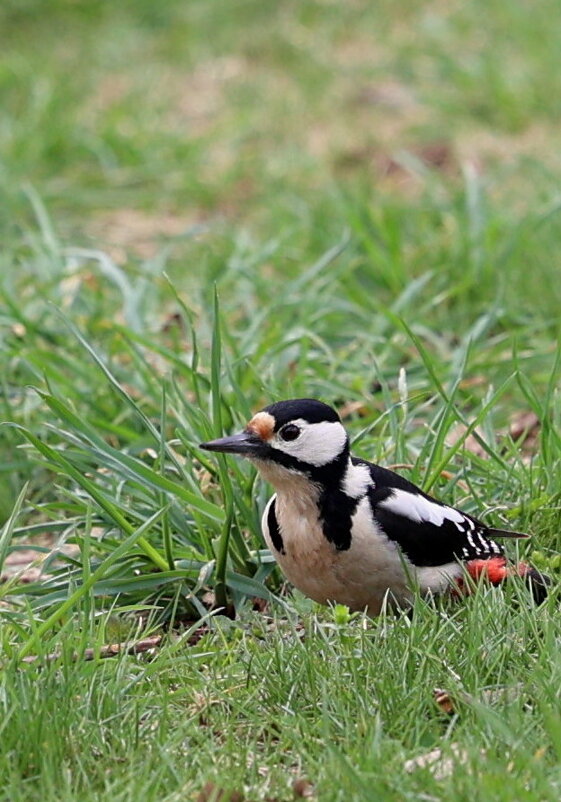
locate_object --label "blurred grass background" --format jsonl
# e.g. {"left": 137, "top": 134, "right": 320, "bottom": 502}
{"left": 4, "top": 0, "right": 561, "bottom": 265}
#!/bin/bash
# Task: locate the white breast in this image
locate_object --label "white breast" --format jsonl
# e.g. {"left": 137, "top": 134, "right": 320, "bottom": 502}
{"left": 262, "top": 492, "right": 420, "bottom": 615}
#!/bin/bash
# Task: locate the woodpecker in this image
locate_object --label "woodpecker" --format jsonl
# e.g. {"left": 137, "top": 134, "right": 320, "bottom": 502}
{"left": 200, "top": 398, "right": 549, "bottom": 614}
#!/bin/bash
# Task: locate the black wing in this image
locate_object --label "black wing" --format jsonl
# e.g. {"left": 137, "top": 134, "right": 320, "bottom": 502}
{"left": 355, "top": 459, "right": 504, "bottom": 568}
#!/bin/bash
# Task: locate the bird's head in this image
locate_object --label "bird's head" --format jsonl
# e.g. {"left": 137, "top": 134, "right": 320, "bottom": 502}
{"left": 200, "top": 398, "right": 349, "bottom": 486}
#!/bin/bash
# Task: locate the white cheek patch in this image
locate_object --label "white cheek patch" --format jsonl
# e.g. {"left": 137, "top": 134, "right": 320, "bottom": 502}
{"left": 381, "top": 488, "right": 466, "bottom": 527}
{"left": 272, "top": 419, "right": 348, "bottom": 467}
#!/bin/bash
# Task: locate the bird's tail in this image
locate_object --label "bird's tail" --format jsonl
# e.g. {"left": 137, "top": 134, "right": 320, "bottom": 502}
{"left": 486, "top": 528, "right": 531, "bottom": 539}
{"left": 464, "top": 556, "right": 551, "bottom": 604}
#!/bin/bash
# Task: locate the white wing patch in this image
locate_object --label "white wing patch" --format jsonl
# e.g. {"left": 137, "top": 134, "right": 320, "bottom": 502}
{"left": 342, "top": 462, "right": 371, "bottom": 499}
{"left": 381, "top": 488, "right": 466, "bottom": 527}
{"left": 380, "top": 487, "right": 503, "bottom": 559}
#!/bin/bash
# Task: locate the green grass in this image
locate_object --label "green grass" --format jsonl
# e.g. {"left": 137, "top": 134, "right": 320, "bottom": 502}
{"left": 1, "top": 0, "right": 561, "bottom": 799}
{"left": 4, "top": 593, "right": 561, "bottom": 801}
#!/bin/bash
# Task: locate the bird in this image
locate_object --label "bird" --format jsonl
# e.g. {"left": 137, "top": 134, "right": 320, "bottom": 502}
{"left": 200, "top": 398, "right": 549, "bottom": 614}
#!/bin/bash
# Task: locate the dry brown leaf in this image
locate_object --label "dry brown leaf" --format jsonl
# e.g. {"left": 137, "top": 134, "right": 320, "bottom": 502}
{"left": 433, "top": 688, "right": 455, "bottom": 715}
{"left": 292, "top": 778, "right": 314, "bottom": 798}
{"left": 459, "top": 376, "right": 487, "bottom": 390}
{"left": 160, "top": 311, "right": 187, "bottom": 334}
{"left": 140, "top": 448, "right": 158, "bottom": 461}
{"left": 0, "top": 567, "right": 44, "bottom": 585}
{"left": 198, "top": 468, "right": 214, "bottom": 495}
{"left": 444, "top": 408, "right": 541, "bottom": 467}
{"left": 4, "top": 548, "right": 46, "bottom": 568}
{"left": 509, "top": 410, "right": 540, "bottom": 455}
{"left": 418, "top": 142, "right": 454, "bottom": 171}
{"left": 404, "top": 744, "right": 471, "bottom": 780}
{"left": 354, "top": 81, "right": 417, "bottom": 110}
{"left": 251, "top": 597, "right": 269, "bottom": 614}
{"left": 433, "top": 684, "right": 524, "bottom": 716}
{"left": 338, "top": 401, "right": 369, "bottom": 419}
{"left": 197, "top": 783, "right": 246, "bottom": 802}
{"left": 385, "top": 465, "right": 469, "bottom": 492}
{"left": 446, "top": 423, "right": 489, "bottom": 459}
{"left": 87, "top": 208, "right": 200, "bottom": 263}
{"left": 481, "top": 685, "right": 525, "bottom": 706}
{"left": 1, "top": 541, "right": 80, "bottom": 585}
{"left": 11, "top": 323, "right": 26, "bottom": 338}
{"left": 375, "top": 141, "right": 455, "bottom": 181}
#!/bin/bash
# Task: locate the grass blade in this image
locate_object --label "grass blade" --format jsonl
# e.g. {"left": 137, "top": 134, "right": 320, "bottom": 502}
{"left": 0, "top": 483, "right": 29, "bottom": 575}
{"left": 10, "top": 424, "right": 169, "bottom": 572}
{"left": 17, "top": 506, "right": 170, "bottom": 660}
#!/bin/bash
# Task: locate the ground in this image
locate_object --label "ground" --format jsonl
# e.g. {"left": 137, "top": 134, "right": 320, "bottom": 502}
{"left": 1, "top": 1, "right": 561, "bottom": 800}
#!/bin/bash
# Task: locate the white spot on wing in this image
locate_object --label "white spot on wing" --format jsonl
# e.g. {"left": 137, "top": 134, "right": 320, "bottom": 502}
{"left": 381, "top": 488, "right": 467, "bottom": 527}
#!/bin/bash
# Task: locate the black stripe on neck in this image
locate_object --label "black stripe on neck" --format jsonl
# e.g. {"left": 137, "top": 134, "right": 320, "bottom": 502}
{"left": 267, "top": 500, "right": 285, "bottom": 555}
{"left": 317, "top": 454, "right": 358, "bottom": 552}
{"left": 318, "top": 488, "right": 359, "bottom": 551}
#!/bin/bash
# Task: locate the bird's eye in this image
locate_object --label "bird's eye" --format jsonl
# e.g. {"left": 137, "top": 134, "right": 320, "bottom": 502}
{"left": 279, "top": 424, "right": 300, "bottom": 442}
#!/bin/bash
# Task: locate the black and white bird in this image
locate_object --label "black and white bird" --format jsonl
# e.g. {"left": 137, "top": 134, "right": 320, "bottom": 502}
{"left": 200, "top": 398, "right": 549, "bottom": 614}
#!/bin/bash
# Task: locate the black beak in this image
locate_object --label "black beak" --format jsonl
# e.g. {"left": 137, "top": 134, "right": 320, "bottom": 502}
{"left": 199, "top": 430, "right": 268, "bottom": 458}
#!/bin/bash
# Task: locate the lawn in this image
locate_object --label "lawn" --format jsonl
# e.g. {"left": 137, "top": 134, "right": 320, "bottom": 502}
{"left": 1, "top": 0, "right": 561, "bottom": 799}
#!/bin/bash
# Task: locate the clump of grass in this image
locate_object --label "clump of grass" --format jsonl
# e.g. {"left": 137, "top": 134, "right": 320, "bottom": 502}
{"left": 3, "top": 589, "right": 561, "bottom": 801}
{"left": 2, "top": 252, "right": 560, "bottom": 655}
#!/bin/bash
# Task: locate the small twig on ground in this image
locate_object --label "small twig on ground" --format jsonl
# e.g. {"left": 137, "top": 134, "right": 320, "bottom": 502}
{"left": 20, "top": 635, "right": 163, "bottom": 664}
